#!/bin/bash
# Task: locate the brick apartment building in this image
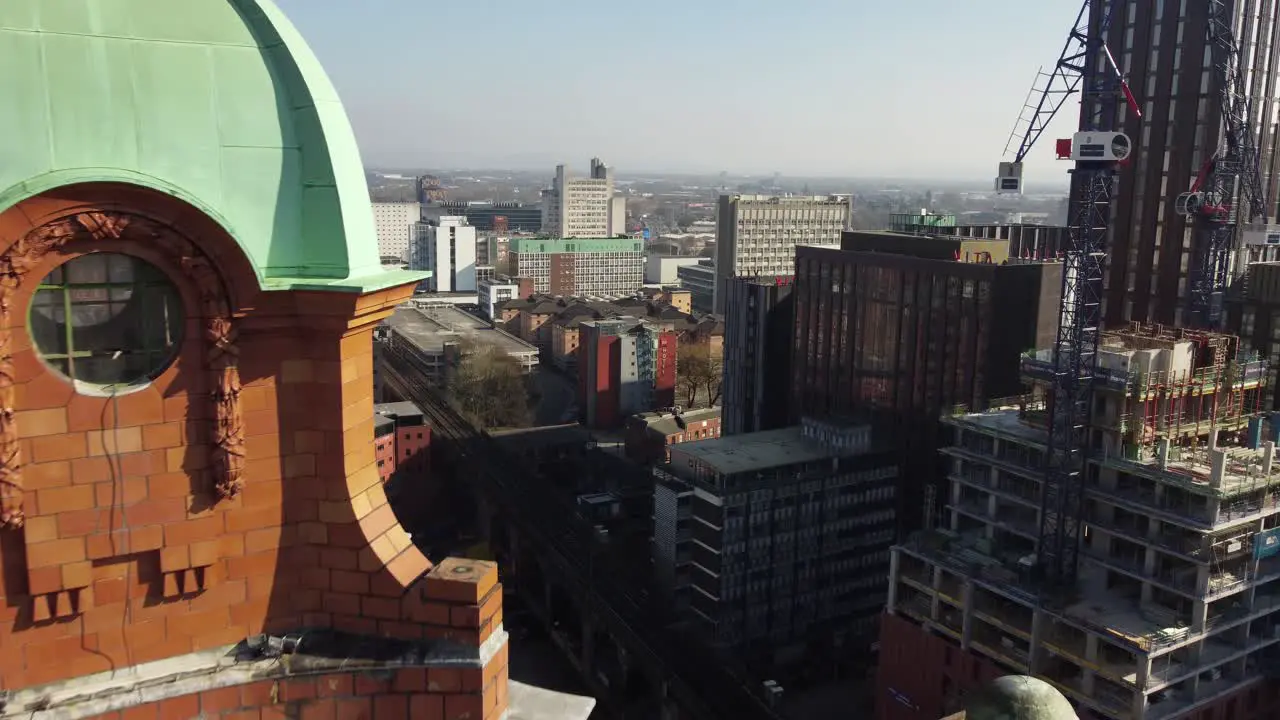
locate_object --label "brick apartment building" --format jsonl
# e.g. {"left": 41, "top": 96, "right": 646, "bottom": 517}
{"left": 373, "top": 401, "right": 431, "bottom": 484}
{"left": 624, "top": 406, "right": 722, "bottom": 464}
{"left": 0, "top": 4, "right": 593, "bottom": 719}
{"left": 498, "top": 292, "right": 722, "bottom": 370}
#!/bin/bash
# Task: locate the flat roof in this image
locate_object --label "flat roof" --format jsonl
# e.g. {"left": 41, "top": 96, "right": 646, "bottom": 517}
{"left": 671, "top": 425, "right": 841, "bottom": 475}
{"left": 375, "top": 401, "right": 423, "bottom": 419}
{"left": 633, "top": 407, "right": 721, "bottom": 437}
{"left": 386, "top": 305, "right": 537, "bottom": 357}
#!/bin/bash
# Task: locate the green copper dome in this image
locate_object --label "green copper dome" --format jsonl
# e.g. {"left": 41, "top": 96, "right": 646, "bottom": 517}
{"left": 964, "top": 676, "right": 1077, "bottom": 720}
{"left": 0, "top": 0, "right": 422, "bottom": 293}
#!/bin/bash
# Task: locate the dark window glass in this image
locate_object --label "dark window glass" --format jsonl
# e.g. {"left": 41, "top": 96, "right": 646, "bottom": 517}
{"left": 29, "top": 253, "right": 184, "bottom": 386}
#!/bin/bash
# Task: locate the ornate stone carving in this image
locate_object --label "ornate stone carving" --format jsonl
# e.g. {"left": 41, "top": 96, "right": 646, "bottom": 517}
{"left": 0, "top": 211, "right": 245, "bottom": 530}
{"left": 129, "top": 218, "right": 246, "bottom": 500}
{"left": 0, "top": 217, "right": 81, "bottom": 530}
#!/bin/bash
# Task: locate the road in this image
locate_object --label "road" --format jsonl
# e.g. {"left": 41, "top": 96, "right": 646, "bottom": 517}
{"left": 505, "top": 594, "right": 611, "bottom": 719}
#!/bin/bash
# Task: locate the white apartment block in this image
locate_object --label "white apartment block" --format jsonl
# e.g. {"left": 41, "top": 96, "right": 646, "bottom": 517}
{"left": 478, "top": 277, "right": 520, "bottom": 320}
{"left": 371, "top": 201, "right": 421, "bottom": 263}
{"left": 712, "top": 194, "right": 852, "bottom": 313}
{"left": 411, "top": 216, "right": 478, "bottom": 293}
{"left": 541, "top": 158, "right": 616, "bottom": 238}
{"left": 610, "top": 195, "right": 628, "bottom": 236}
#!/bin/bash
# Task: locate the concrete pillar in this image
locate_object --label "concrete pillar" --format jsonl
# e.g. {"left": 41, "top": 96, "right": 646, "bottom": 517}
{"left": 1131, "top": 681, "right": 1149, "bottom": 718}
{"left": 1191, "top": 598, "right": 1208, "bottom": 634}
{"left": 887, "top": 552, "right": 900, "bottom": 612}
{"left": 1029, "top": 610, "right": 1047, "bottom": 674}
{"left": 658, "top": 682, "right": 680, "bottom": 720}
{"left": 961, "top": 583, "right": 974, "bottom": 650}
{"left": 1134, "top": 653, "right": 1151, "bottom": 691}
{"left": 930, "top": 567, "right": 943, "bottom": 618}
{"left": 581, "top": 615, "right": 596, "bottom": 673}
{"left": 1141, "top": 548, "right": 1157, "bottom": 604}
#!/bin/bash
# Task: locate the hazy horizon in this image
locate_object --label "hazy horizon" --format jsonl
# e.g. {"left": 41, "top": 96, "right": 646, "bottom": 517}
{"left": 276, "top": 0, "right": 1086, "bottom": 186}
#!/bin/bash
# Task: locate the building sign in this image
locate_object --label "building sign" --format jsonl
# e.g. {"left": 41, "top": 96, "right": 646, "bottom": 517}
{"left": 773, "top": 275, "right": 794, "bottom": 287}
{"left": 1256, "top": 528, "right": 1280, "bottom": 560}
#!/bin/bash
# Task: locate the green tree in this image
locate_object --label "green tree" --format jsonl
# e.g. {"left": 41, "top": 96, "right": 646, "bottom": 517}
{"left": 447, "top": 342, "right": 533, "bottom": 429}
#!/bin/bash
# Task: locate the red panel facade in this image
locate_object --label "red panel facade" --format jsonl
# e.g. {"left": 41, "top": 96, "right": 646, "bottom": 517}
{"left": 396, "top": 424, "right": 431, "bottom": 478}
{"left": 875, "top": 612, "right": 1003, "bottom": 720}
{"left": 654, "top": 331, "right": 677, "bottom": 408}
{"left": 595, "top": 335, "right": 621, "bottom": 428}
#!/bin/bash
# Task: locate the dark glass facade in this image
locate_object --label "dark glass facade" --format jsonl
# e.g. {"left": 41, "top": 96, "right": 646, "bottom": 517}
{"left": 789, "top": 233, "right": 1062, "bottom": 534}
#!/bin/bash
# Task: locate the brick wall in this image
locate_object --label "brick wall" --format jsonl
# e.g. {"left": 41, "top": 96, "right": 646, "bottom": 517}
{"left": 76, "top": 669, "right": 505, "bottom": 720}
{"left": 0, "top": 186, "right": 458, "bottom": 694}
{"left": 18, "top": 557, "right": 509, "bottom": 720}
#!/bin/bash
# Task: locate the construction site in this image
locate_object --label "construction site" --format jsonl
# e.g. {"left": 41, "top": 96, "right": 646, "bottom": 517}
{"left": 883, "top": 324, "right": 1280, "bottom": 719}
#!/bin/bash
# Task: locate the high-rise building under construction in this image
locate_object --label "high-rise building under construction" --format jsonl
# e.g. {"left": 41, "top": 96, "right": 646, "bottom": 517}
{"left": 876, "top": 324, "right": 1280, "bottom": 720}
{"left": 1094, "top": 1, "right": 1280, "bottom": 327}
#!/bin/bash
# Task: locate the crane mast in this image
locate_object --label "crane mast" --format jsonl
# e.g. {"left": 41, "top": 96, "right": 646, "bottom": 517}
{"left": 1177, "top": 0, "right": 1268, "bottom": 329}
{"left": 996, "top": 0, "right": 1137, "bottom": 592}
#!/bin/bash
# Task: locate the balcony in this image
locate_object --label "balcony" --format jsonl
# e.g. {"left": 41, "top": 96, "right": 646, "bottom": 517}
{"left": 1088, "top": 514, "right": 1206, "bottom": 563}
{"left": 950, "top": 499, "right": 1040, "bottom": 540}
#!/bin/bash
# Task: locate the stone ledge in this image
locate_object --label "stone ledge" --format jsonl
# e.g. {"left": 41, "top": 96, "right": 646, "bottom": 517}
{"left": 0, "top": 627, "right": 509, "bottom": 720}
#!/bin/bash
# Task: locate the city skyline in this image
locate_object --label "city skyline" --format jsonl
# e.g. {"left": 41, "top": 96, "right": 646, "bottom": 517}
{"left": 275, "top": 0, "right": 1085, "bottom": 182}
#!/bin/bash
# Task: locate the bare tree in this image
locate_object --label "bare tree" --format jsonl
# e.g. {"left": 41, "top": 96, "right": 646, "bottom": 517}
{"left": 678, "top": 345, "right": 720, "bottom": 408}
{"left": 448, "top": 342, "right": 533, "bottom": 429}
{"left": 703, "top": 354, "right": 723, "bottom": 406}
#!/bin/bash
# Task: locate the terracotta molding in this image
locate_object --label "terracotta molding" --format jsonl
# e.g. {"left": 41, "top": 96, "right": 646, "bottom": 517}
{"left": 0, "top": 217, "right": 81, "bottom": 529}
{"left": 109, "top": 213, "right": 246, "bottom": 501}
{"left": 0, "top": 212, "right": 245, "bottom": 530}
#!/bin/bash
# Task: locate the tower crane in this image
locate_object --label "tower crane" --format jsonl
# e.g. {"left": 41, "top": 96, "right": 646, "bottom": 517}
{"left": 1175, "top": 0, "right": 1269, "bottom": 329}
{"left": 996, "top": 0, "right": 1141, "bottom": 591}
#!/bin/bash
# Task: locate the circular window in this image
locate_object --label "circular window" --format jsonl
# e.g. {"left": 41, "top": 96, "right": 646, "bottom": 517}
{"left": 28, "top": 253, "right": 184, "bottom": 387}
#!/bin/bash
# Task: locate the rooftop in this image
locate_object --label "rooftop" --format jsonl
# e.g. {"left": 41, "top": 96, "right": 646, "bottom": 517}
{"left": 375, "top": 401, "right": 424, "bottom": 421}
{"left": 510, "top": 237, "right": 643, "bottom": 254}
{"left": 668, "top": 423, "right": 864, "bottom": 476}
{"left": 633, "top": 406, "right": 722, "bottom": 437}
{"left": 385, "top": 305, "right": 537, "bottom": 358}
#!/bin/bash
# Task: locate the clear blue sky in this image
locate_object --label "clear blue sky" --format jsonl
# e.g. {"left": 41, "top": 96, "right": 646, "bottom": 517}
{"left": 273, "top": 0, "right": 1085, "bottom": 183}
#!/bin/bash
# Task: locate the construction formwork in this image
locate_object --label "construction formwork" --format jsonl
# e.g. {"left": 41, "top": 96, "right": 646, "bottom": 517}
{"left": 891, "top": 323, "right": 1280, "bottom": 719}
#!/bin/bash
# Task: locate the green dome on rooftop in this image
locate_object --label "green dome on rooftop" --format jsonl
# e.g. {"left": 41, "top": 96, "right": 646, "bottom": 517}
{"left": 964, "top": 676, "right": 1077, "bottom": 720}
{"left": 0, "top": 0, "right": 418, "bottom": 293}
